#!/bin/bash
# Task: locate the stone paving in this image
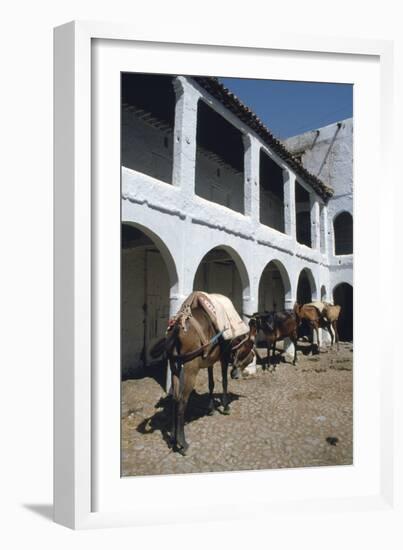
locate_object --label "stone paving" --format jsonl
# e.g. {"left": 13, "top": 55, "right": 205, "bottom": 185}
{"left": 121, "top": 342, "right": 353, "bottom": 476}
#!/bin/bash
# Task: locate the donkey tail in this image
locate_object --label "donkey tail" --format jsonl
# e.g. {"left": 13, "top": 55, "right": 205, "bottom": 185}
{"left": 149, "top": 324, "right": 179, "bottom": 358}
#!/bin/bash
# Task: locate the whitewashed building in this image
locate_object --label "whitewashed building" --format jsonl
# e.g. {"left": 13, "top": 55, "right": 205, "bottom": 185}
{"left": 121, "top": 74, "right": 352, "bottom": 373}
{"left": 284, "top": 119, "right": 353, "bottom": 341}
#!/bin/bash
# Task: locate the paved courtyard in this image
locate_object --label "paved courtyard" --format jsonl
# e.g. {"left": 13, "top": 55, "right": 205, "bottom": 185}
{"left": 121, "top": 342, "right": 353, "bottom": 476}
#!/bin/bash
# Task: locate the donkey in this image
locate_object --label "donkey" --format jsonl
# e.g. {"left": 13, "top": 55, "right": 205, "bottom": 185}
{"left": 293, "top": 303, "right": 321, "bottom": 353}
{"left": 321, "top": 303, "right": 341, "bottom": 348}
{"left": 150, "top": 305, "right": 255, "bottom": 455}
{"left": 294, "top": 302, "right": 341, "bottom": 352}
{"left": 247, "top": 310, "right": 299, "bottom": 370}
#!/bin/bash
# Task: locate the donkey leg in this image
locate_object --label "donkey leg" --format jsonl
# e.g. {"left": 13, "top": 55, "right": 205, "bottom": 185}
{"left": 265, "top": 342, "right": 270, "bottom": 372}
{"left": 333, "top": 321, "right": 340, "bottom": 350}
{"left": 175, "top": 363, "right": 199, "bottom": 455}
{"left": 312, "top": 323, "right": 320, "bottom": 354}
{"left": 328, "top": 322, "right": 334, "bottom": 347}
{"left": 316, "top": 325, "right": 321, "bottom": 353}
{"left": 170, "top": 366, "right": 180, "bottom": 448}
{"left": 272, "top": 340, "right": 278, "bottom": 372}
{"left": 221, "top": 361, "right": 230, "bottom": 414}
{"left": 292, "top": 332, "right": 298, "bottom": 365}
{"left": 207, "top": 366, "right": 215, "bottom": 415}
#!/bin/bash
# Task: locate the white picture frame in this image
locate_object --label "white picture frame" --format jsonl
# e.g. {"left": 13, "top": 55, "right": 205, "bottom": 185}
{"left": 54, "top": 20, "right": 397, "bottom": 530}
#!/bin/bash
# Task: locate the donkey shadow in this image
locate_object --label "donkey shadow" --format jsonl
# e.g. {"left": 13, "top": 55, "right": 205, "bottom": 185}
{"left": 136, "top": 390, "right": 242, "bottom": 449}
{"left": 255, "top": 339, "right": 318, "bottom": 369}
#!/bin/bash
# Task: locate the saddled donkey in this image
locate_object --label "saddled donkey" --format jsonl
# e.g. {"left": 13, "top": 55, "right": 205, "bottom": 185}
{"left": 150, "top": 302, "right": 255, "bottom": 455}
{"left": 293, "top": 303, "right": 322, "bottom": 352}
{"left": 321, "top": 303, "right": 341, "bottom": 348}
{"left": 294, "top": 302, "right": 341, "bottom": 351}
{"left": 247, "top": 310, "right": 299, "bottom": 370}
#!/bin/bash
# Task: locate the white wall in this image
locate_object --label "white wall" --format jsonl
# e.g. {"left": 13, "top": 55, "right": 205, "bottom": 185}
{"left": 121, "top": 109, "right": 173, "bottom": 184}
{"left": 260, "top": 188, "right": 285, "bottom": 232}
{"left": 195, "top": 149, "right": 244, "bottom": 213}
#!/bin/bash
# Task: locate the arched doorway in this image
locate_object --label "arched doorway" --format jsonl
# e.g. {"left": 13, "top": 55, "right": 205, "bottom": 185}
{"left": 297, "top": 268, "right": 317, "bottom": 338}
{"left": 121, "top": 223, "right": 178, "bottom": 373}
{"left": 297, "top": 268, "right": 316, "bottom": 304}
{"left": 258, "top": 260, "right": 291, "bottom": 312}
{"left": 334, "top": 211, "right": 353, "bottom": 255}
{"left": 193, "top": 246, "right": 248, "bottom": 315}
{"left": 333, "top": 283, "right": 353, "bottom": 341}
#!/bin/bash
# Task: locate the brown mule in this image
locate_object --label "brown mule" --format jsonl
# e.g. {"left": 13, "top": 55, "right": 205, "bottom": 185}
{"left": 247, "top": 310, "right": 299, "bottom": 370}
{"left": 151, "top": 306, "right": 255, "bottom": 455}
{"left": 293, "top": 302, "right": 322, "bottom": 353}
{"left": 294, "top": 302, "right": 341, "bottom": 352}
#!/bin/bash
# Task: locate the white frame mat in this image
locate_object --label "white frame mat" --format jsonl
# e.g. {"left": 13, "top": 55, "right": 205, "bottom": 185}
{"left": 54, "top": 21, "right": 396, "bottom": 529}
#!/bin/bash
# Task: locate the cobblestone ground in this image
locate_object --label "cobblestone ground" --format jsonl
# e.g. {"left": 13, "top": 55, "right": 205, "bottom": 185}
{"left": 122, "top": 342, "right": 353, "bottom": 476}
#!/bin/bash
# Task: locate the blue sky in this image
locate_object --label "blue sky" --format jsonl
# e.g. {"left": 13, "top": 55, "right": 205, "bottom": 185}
{"left": 219, "top": 78, "right": 353, "bottom": 140}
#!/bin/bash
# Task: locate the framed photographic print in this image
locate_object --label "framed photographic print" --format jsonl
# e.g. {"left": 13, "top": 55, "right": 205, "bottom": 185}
{"left": 54, "top": 21, "right": 395, "bottom": 529}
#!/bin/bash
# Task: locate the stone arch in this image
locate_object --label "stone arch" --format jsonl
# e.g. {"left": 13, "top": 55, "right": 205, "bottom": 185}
{"left": 192, "top": 245, "right": 250, "bottom": 314}
{"left": 258, "top": 259, "right": 292, "bottom": 312}
{"left": 122, "top": 221, "right": 179, "bottom": 294}
{"left": 121, "top": 222, "right": 179, "bottom": 373}
{"left": 333, "top": 211, "right": 353, "bottom": 255}
{"left": 297, "top": 267, "right": 318, "bottom": 304}
{"left": 333, "top": 282, "right": 353, "bottom": 341}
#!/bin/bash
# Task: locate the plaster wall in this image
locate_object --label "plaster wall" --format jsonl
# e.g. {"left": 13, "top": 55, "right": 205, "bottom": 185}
{"left": 195, "top": 150, "right": 244, "bottom": 214}
{"left": 121, "top": 109, "right": 173, "bottom": 184}
{"left": 260, "top": 189, "right": 285, "bottom": 232}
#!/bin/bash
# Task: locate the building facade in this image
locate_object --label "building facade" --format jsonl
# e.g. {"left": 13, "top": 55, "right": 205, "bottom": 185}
{"left": 121, "top": 74, "right": 352, "bottom": 373}
{"left": 284, "top": 119, "right": 353, "bottom": 341}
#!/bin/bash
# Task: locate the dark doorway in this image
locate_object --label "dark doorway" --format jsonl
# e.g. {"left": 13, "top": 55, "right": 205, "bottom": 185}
{"left": 334, "top": 212, "right": 353, "bottom": 255}
{"left": 297, "top": 269, "right": 314, "bottom": 338}
{"left": 297, "top": 269, "right": 313, "bottom": 304}
{"left": 295, "top": 182, "right": 311, "bottom": 247}
{"left": 333, "top": 283, "right": 353, "bottom": 341}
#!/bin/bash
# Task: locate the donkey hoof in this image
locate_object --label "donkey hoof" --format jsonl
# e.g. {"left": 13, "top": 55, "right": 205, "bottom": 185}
{"left": 222, "top": 407, "right": 230, "bottom": 415}
{"left": 208, "top": 407, "right": 215, "bottom": 416}
{"left": 176, "top": 443, "right": 189, "bottom": 456}
{"left": 177, "top": 447, "right": 187, "bottom": 456}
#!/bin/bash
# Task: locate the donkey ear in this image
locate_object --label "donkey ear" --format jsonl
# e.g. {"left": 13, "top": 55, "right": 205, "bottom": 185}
{"left": 244, "top": 313, "right": 253, "bottom": 318}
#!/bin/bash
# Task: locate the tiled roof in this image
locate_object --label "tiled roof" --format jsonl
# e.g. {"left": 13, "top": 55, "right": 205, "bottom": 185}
{"left": 193, "top": 76, "right": 334, "bottom": 202}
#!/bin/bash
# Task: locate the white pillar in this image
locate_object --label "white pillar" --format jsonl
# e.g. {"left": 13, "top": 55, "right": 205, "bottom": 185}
{"left": 243, "top": 134, "right": 260, "bottom": 224}
{"left": 310, "top": 195, "right": 321, "bottom": 250}
{"left": 172, "top": 77, "right": 201, "bottom": 196}
{"left": 284, "top": 286, "right": 297, "bottom": 361}
{"left": 284, "top": 170, "right": 296, "bottom": 240}
{"left": 242, "top": 295, "right": 258, "bottom": 319}
{"left": 320, "top": 204, "right": 329, "bottom": 256}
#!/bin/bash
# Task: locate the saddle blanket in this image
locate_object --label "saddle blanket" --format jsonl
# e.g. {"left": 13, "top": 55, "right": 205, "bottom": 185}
{"left": 306, "top": 301, "right": 326, "bottom": 313}
{"left": 175, "top": 291, "right": 249, "bottom": 341}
